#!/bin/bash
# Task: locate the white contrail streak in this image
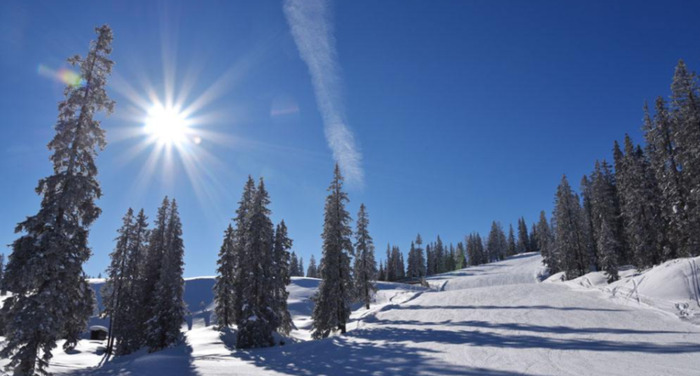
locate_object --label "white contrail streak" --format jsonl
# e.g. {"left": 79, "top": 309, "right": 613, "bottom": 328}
{"left": 283, "top": 0, "right": 364, "bottom": 186}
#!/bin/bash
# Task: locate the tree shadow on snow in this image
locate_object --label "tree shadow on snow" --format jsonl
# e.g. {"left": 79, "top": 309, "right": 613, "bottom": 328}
{"left": 231, "top": 335, "right": 529, "bottom": 376}
{"left": 348, "top": 326, "right": 700, "bottom": 355}
{"left": 389, "top": 304, "right": 626, "bottom": 312}
{"left": 65, "top": 342, "right": 200, "bottom": 376}
{"left": 364, "top": 317, "right": 688, "bottom": 336}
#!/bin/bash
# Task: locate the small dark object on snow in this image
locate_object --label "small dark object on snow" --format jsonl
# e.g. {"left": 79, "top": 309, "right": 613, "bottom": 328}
{"left": 90, "top": 326, "right": 108, "bottom": 341}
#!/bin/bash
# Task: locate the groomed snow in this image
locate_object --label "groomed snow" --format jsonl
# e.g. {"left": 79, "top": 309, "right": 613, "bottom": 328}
{"left": 2, "top": 253, "right": 700, "bottom": 375}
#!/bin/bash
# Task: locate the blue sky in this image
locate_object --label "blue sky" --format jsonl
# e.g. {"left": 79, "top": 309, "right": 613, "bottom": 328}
{"left": 1, "top": 1, "right": 699, "bottom": 277}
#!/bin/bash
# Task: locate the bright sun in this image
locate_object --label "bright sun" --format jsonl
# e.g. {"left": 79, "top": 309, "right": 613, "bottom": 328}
{"left": 144, "top": 104, "right": 189, "bottom": 146}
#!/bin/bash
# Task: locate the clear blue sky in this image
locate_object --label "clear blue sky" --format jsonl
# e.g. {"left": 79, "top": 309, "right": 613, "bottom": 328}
{"left": 1, "top": 1, "right": 699, "bottom": 278}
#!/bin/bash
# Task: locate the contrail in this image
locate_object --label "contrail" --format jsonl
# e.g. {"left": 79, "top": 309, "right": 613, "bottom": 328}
{"left": 283, "top": 0, "right": 364, "bottom": 186}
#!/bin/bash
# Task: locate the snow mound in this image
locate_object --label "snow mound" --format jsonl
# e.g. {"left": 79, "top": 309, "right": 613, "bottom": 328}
{"left": 556, "top": 256, "right": 700, "bottom": 324}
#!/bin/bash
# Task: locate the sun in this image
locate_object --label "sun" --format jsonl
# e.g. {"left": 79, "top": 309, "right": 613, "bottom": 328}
{"left": 144, "top": 104, "right": 189, "bottom": 146}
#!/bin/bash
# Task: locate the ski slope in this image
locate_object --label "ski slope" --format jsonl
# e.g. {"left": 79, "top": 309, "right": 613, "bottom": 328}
{"left": 2, "top": 253, "right": 700, "bottom": 375}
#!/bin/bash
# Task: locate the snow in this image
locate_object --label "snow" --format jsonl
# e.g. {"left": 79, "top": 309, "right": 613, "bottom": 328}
{"left": 2, "top": 253, "right": 700, "bottom": 375}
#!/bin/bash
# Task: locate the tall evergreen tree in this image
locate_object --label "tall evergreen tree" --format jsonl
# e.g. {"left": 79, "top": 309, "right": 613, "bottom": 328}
{"left": 414, "top": 234, "right": 426, "bottom": 277}
{"left": 311, "top": 165, "right": 354, "bottom": 339}
{"left": 614, "top": 136, "right": 665, "bottom": 269}
{"left": 455, "top": 242, "right": 466, "bottom": 269}
{"left": 0, "top": 25, "right": 114, "bottom": 375}
{"left": 669, "top": 60, "right": 700, "bottom": 256}
{"left": 214, "top": 225, "right": 236, "bottom": 329}
{"left": 298, "top": 257, "right": 305, "bottom": 278}
{"left": 102, "top": 209, "right": 134, "bottom": 354}
{"left": 231, "top": 177, "right": 257, "bottom": 322}
{"left": 145, "top": 200, "right": 186, "bottom": 351}
{"left": 141, "top": 197, "right": 170, "bottom": 332}
{"left": 536, "top": 211, "right": 557, "bottom": 272}
{"left": 353, "top": 204, "right": 377, "bottom": 309}
{"left": 645, "top": 98, "right": 691, "bottom": 259}
{"left": 553, "top": 175, "right": 590, "bottom": 279}
{"left": 507, "top": 224, "right": 517, "bottom": 257}
{"left": 598, "top": 219, "right": 620, "bottom": 283}
{"left": 306, "top": 255, "right": 319, "bottom": 278}
{"left": 289, "top": 252, "right": 300, "bottom": 278}
{"left": 486, "top": 221, "right": 507, "bottom": 261}
{"left": 273, "top": 221, "right": 293, "bottom": 335}
{"left": 237, "top": 179, "right": 277, "bottom": 348}
{"left": 517, "top": 218, "right": 530, "bottom": 253}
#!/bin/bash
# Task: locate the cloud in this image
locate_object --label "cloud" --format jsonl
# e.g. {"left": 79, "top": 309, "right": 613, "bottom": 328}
{"left": 283, "top": 0, "right": 364, "bottom": 186}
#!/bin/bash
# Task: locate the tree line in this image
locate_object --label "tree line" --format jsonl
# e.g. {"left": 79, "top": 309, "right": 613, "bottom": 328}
{"left": 539, "top": 60, "right": 700, "bottom": 283}
{"left": 378, "top": 216, "right": 538, "bottom": 282}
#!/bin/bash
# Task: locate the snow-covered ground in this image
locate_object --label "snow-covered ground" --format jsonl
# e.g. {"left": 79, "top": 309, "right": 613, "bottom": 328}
{"left": 3, "top": 253, "right": 700, "bottom": 375}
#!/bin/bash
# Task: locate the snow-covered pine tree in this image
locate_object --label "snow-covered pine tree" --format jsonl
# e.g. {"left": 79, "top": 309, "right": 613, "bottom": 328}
{"left": 231, "top": 177, "right": 256, "bottom": 322}
{"left": 117, "top": 208, "right": 149, "bottom": 355}
{"left": 507, "top": 224, "right": 517, "bottom": 257}
{"left": 517, "top": 218, "right": 530, "bottom": 254}
{"left": 580, "top": 174, "right": 598, "bottom": 269}
{"left": 614, "top": 136, "right": 665, "bottom": 269}
{"left": 298, "top": 257, "right": 305, "bottom": 278}
{"left": 0, "top": 25, "right": 114, "bottom": 375}
{"left": 307, "top": 255, "right": 319, "bottom": 278}
{"left": 289, "top": 251, "right": 300, "bottom": 278}
{"left": 553, "top": 175, "right": 590, "bottom": 279}
{"left": 141, "top": 197, "right": 170, "bottom": 330}
{"left": 377, "top": 261, "right": 385, "bottom": 281}
{"left": 415, "top": 234, "right": 426, "bottom": 277}
{"left": 146, "top": 200, "right": 186, "bottom": 351}
{"left": 645, "top": 98, "right": 691, "bottom": 259}
{"left": 102, "top": 208, "right": 135, "bottom": 354}
{"left": 597, "top": 219, "right": 620, "bottom": 283}
{"left": 353, "top": 204, "right": 377, "bottom": 309}
{"left": 273, "top": 220, "right": 293, "bottom": 335}
{"left": 487, "top": 221, "right": 507, "bottom": 262}
{"left": 435, "top": 236, "right": 445, "bottom": 273}
{"left": 425, "top": 243, "right": 434, "bottom": 275}
{"left": 214, "top": 224, "right": 236, "bottom": 329}
{"left": 445, "top": 244, "right": 456, "bottom": 271}
{"left": 455, "top": 242, "right": 466, "bottom": 269}
{"left": 529, "top": 224, "right": 539, "bottom": 253}
{"left": 0, "top": 254, "right": 4, "bottom": 294}
{"left": 311, "top": 164, "right": 354, "bottom": 339}
{"left": 407, "top": 242, "right": 417, "bottom": 279}
{"left": 237, "top": 178, "right": 277, "bottom": 348}
{"left": 536, "top": 210, "right": 557, "bottom": 272}
{"left": 669, "top": 60, "right": 700, "bottom": 256}
{"left": 589, "top": 160, "right": 628, "bottom": 266}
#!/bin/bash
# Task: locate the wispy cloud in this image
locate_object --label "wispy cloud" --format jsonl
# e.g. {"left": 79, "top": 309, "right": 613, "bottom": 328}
{"left": 283, "top": 0, "right": 364, "bottom": 186}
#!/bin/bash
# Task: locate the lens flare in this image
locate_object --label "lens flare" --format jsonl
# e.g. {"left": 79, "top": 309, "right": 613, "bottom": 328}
{"left": 38, "top": 64, "right": 84, "bottom": 87}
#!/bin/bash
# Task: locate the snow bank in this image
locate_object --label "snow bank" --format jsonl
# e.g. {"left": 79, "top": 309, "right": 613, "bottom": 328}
{"left": 553, "top": 256, "right": 700, "bottom": 324}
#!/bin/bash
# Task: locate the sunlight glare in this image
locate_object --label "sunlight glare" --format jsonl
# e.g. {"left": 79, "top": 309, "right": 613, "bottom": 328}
{"left": 145, "top": 104, "right": 189, "bottom": 146}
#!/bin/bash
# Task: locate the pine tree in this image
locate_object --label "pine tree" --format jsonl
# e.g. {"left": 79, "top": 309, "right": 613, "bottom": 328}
{"left": 487, "top": 221, "right": 507, "bottom": 261}
{"left": 353, "top": 204, "right": 377, "bottom": 309}
{"left": 141, "top": 197, "right": 170, "bottom": 332}
{"left": 455, "top": 242, "right": 466, "bottom": 269}
{"left": 529, "top": 224, "right": 539, "bottom": 253}
{"left": 306, "top": 255, "right": 319, "bottom": 278}
{"left": 377, "top": 261, "right": 385, "bottom": 281}
{"left": 534, "top": 211, "right": 555, "bottom": 270}
{"left": 669, "top": 60, "right": 700, "bottom": 256}
{"left": 145, "top": 200, "right": 186, "bottom": 352}
{"left": 645, "top": 98, "right": 691, "bottom": 258}
{"left": 615, "top": 136, "right": 665, "bottom": 269}
{"left": 289, "top": 252, "right": 300, "bottom": 278}
{"left": 553, "top": 175, "right": 590, "bottom": 279}
{"left": 507, "top": 225, "right": 517, "bottom": 257}
{"left": 517, "top": 217, "right": 530, "bottom": 253}
{"left": 298, "top": 257, "right": 305, "bottom": 278}
{"left": 118, "top": 208, "right": 149, "bottom": 355}
{"left": 0, "top": 254, "right": 4, "bottom": 294}
{"left": 237, "top": 178, "right": 277, "bottom": 348}
{"left": 214, "top": 225, "right": 236, "bottom": 329}
{"left": 415, "top": 234, "right": 426, "bottom": 277}
{"left": 434, "top": 236, "right": 445, "bottom": 273}
{"left": 273, "top": 221, "right": 293, "bottom": 335}
{"left": 102, "top": 208, "right": 135, "bottom": 354}
{"left": 311, "top": 165, "right": 354, "bottom": 339}
{"left": 598, "top": 219, "right": 620, "bottom": 283}
{"left": 231, "top": 177, "right": 257, "bottom": 322}
{"left": 0, "top": 25, "right": 114, "bottom": 375}
{"left": 580, "top": 174, "right": 598, "bottom": 269}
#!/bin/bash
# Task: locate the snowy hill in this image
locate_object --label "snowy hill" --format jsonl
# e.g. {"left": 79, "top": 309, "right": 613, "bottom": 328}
{"left": 3, "top": 253, "right": 700, "bottom": 375}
